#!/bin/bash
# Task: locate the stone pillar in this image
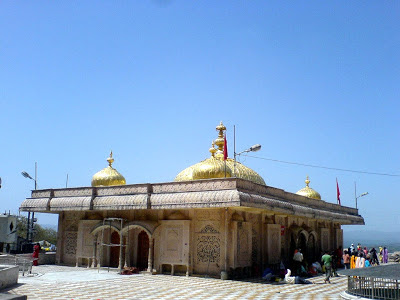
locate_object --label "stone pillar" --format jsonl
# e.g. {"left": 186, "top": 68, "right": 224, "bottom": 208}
{"left": 56, "top": 213, "right": 64, "bottom": 264}
{"left": 261, "top": 213, "right": 265, "bottom": 269}
{"left": 97, "top": 234, "right": 102, "bottom": 269}
{"left": 124, "top": 236, "right": 128, "bottom": 268}
{"left": 118, "top": 233, "right": 123, "bottom": 272}
{"left": 147, "top": 237, "right": 153, "bottom": 272}
{"left": 224, "top": 208, "right": 229, "bottom": 271}
{"left": 92, "top": 237, "right": 97, "bottom": 268}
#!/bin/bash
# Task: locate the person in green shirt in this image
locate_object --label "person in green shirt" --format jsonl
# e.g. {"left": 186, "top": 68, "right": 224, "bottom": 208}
{"left": 321, "top": 251, "right": 332, "bottom": 283}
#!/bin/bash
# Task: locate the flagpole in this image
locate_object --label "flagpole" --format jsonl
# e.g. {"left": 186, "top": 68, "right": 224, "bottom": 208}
{"left": 224, "top": 133, "right": 227, "bottom": 178}
{"left": 233, "top": 125, "right": 236, "bottom": 177}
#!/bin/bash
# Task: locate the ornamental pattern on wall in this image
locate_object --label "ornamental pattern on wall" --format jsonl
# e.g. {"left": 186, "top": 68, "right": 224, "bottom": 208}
{"left": 65, "top": 231, "right": 77, "bottom": 255}
{"left": 200, "top": 224, "right": 220, "bottom": 234}
{"left": 196, "top": 224, "right": 220, "bottom": 264}
{"left": 196, "top": 235, "right": 221, "bottom": 263}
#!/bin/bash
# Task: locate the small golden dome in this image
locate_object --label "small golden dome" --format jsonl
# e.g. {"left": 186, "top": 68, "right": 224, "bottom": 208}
{"left": 91, "top": 151, "right": 126, "bottom": 187}
{"left": 174, "top": 122, "right": 266, "bottom": 185}
{"left": 296, "top": 176, "right": 321, "bottom": 200}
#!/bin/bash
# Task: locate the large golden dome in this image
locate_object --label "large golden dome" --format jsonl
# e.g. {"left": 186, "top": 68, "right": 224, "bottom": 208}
{"left": 296, "top": 176, "right": 321, "bottom": 200}
{"left": 91, "top": 152, "right": 126, "bottom": 187}
{"left": 174, "top": 122, "right": 266, "bottom": 186}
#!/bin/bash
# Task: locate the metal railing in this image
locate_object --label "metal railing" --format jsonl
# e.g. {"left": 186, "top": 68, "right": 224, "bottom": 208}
{"left": 0, "top": 254, "right": 34, "bottom": 276}
{"left": 348, "top": 276, "right": 400, "bottom": 300}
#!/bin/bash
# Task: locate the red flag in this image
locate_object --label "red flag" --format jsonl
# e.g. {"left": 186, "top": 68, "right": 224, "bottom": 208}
{"left": 223, "top": 134, "right": 228, "bottom": 160}
{"left": 336, "top": 178, "right": 341, "bottom": 205}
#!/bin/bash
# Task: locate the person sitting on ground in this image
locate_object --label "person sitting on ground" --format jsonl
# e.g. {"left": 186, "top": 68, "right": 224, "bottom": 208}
{"left": 284, "top": 269, "right": 312, "bottom": 284}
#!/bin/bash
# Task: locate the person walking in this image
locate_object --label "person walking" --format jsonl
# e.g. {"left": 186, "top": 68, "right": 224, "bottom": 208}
{"left": 293, "top": 249, "right": 303, "bottom": 276}
{"left": 383, "top": 247, "right": 389, "bottom": 264}
{"left": 32, "top": 243, "right": 40, "bottom": 266}
{"left": 321, "top": 251, "right": 332, "bottom": 284}
{"left": 343, "top": 250, "right": 350, "bottom": 269}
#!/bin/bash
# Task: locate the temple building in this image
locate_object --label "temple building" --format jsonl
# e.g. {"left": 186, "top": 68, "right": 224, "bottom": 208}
{"left": 20, "top": 122, "right": 364, "bottom": 277}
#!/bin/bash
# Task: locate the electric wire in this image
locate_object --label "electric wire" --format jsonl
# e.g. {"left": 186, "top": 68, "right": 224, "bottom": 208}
{"left": 242, "top": 154, "right": 400, "bottom": 177}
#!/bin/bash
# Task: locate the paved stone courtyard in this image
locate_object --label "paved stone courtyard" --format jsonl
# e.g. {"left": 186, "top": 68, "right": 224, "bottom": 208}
{"left": 2, "top": 265, "right": 347, "bottom": 299}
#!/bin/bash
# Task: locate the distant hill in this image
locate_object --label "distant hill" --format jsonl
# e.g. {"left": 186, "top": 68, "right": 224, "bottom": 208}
{"left": 344, "top": 230, "right": 400, "bottom": 252}
{"left": 41, "top": 224, "right": 58, "bottom": 231}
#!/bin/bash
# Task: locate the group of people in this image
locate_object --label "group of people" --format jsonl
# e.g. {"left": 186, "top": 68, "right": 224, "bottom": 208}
{"left": 342, "top": 243, "right": 389, "bottom": 270}
{"left": 288, "top": 243, "right": 390, "bottom": 285}
{"left": 288, "top": 248, "right": 341, "bottom": 284}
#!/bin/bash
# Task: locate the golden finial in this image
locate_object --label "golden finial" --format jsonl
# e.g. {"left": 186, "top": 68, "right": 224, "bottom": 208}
{"left": 305, "top": 175, "right": 310, "bottom": 187}
{"left": 107, "top": 151, "right": 114, "bottom": 167}
{"left": 209, "top": 140, "right": 217, "bottom": 157}
{"left": 215, "top": 121, "right": 226, "bottom": 152}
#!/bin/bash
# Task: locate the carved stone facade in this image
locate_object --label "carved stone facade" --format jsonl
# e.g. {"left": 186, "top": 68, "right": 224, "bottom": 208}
{"left": 22, "top": 178, "right": 360, "bottom": 276}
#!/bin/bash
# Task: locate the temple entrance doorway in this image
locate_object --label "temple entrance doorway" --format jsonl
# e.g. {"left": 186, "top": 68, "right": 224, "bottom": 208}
{"left": 110, "top": 231, "right": 120, "bottom": 267}
{"left": 307, "top": 234, "right": 316, "bottom": 263}
{"left": 298, "top": 232, "right": 307, "bottom": 263}
{"left": 137, "top": 230, "right": 149, "bottom": 270}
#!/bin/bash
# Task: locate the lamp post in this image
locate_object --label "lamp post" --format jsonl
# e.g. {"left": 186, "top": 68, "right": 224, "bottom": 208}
{"left": 233, "top": 125, "right": 261, "bottom": 177}
{"left": 21, "top": 162, "right": 37, "bottom": 243}
{"left": 354, "top": 182, "right": 368, "bottom": 209}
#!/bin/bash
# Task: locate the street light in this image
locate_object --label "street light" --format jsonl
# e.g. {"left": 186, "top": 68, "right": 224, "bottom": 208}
{"left": 233, "top": 125, "right": 261, "bottom": 177}
{"left": 355, "top": 192, "right": 369, "bottom": 209}
{"left": 354, "top": 182, "right": 368, "bottom": 209}
{"left": 21, "top": 162, "right": 37, "bottom": 244}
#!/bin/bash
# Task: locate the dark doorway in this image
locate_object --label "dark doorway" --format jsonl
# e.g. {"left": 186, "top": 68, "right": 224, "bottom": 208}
{"left": 307, "top": 234, "right": 316, "bottom": 263}
{"left": 137, "top": 230, "right": 149, "bottom": 270}
{"left": 298, "top": 232, "right": 307, "bottom": 263}
{"left": 110, "top": 231, "right": 120, "bottom": 267}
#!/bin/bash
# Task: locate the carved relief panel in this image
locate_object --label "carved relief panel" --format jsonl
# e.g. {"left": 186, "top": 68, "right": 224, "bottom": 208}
{"left": 62, "top": 212, "right": 82, "bottom": 265}
{"left": 77, "top": 220, "right": 98, "bottom": 258}
{"left": 159, "top": 220, "right": 190, "bottom": 265}
{"left": 266, "top": 224, "right": 281, "bottom": 264}
{"left": 320, "top": 228, "right": 330, "bottom": 252}
{"left": 232, "top": 221, "right": 252, "bottom": 268}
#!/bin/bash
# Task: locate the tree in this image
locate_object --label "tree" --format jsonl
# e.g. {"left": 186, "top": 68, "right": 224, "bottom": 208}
{"left": 17, "top": 216, "right": 57, "bottom": 245}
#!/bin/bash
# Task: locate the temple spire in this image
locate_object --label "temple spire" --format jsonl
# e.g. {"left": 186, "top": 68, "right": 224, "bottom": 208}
{"left": 209, "top": 141, "right": 217, "bottom": 157}
{"left": 305, "top": 175, "right": 310, "bottom": 187}
{"left": 107, "top": 151, "right": 114, "bottom": 167}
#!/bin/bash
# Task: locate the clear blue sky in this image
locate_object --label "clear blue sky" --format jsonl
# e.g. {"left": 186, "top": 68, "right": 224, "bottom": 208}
{"left": 1, "top": 1, "right": 399, "bottom": 234}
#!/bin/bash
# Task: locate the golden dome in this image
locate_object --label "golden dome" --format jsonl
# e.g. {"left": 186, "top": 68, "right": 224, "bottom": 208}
{"left": 175, "top": 141, "right": 233, "bottom": 181}
{"left": 174, "top": 122, "right": 266, "bottom": 186}
{"left": 91, "top": 151, "right": 126, "bottom": 187}
{"left": 296, "top": 176, "right": 321, "bottom": 200}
